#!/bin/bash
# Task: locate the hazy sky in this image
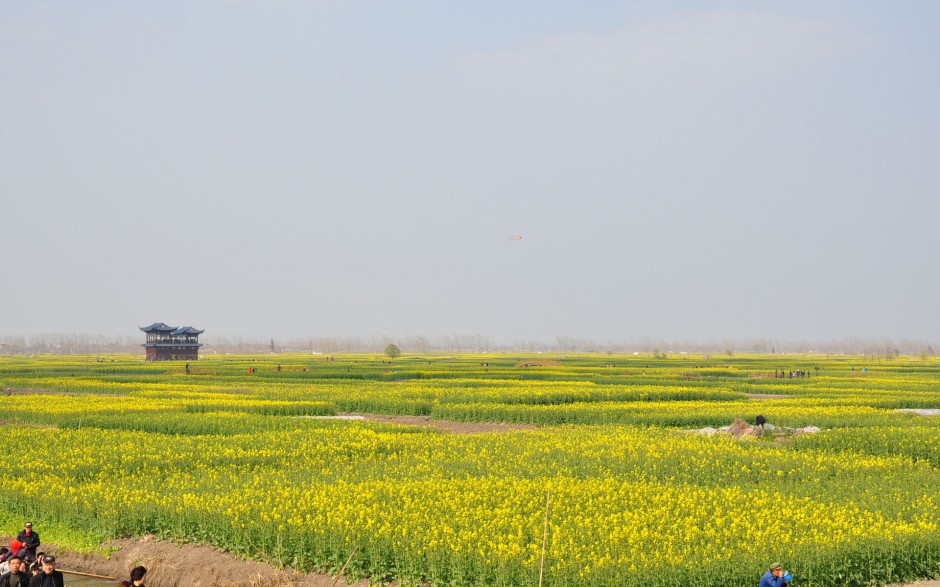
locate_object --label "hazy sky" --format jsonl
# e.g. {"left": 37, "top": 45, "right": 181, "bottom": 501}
{"left": 2, "top": 2, "right": 938, "bottom": 343}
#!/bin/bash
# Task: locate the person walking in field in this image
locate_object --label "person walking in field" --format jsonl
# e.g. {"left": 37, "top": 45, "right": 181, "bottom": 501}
{"left": 759, "top": 562, "right": 791, "bottom": 587}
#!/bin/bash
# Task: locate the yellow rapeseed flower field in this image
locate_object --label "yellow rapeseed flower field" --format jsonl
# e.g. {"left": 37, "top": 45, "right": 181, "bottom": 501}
{"left": 2, "top": 353, "right": 940, "bottom": 586}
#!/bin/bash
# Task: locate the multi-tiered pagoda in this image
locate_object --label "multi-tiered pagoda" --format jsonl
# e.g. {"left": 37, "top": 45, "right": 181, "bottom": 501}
{"left": 140, "top": 323, "right": 204, "bottom": 361}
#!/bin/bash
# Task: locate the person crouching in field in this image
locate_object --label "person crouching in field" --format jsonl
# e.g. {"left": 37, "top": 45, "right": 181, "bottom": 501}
{"left": 27, "top": 555, "right": 61, "bottom": 587}
{"left": 759, "top": 562, "right": 791, "bottom": 587}
{"left": 0, "top": 556, "right": 29, "bottom": 587}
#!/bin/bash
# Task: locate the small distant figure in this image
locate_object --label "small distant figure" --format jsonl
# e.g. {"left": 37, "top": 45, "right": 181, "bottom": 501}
{"left": 185, "top": 363, "right": 191, "bottom": 375}
{"left": 277, "top": 365, "right": 282, "bottom": 372}
{"left": 755, "top": 415, "right": 766, "bottom": 428}
{"left": 759, "top": 562, "right": 791, "bottom": 587}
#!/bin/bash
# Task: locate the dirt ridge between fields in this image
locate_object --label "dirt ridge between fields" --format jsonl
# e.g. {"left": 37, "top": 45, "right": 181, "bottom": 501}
{"left": 3, "top": 536, "right": 369, "bottom": 587}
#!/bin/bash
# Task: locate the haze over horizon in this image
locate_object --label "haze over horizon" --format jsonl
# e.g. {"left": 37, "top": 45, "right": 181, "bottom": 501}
{"left": 2, "top": 2, "right": 938, "bottom": 344}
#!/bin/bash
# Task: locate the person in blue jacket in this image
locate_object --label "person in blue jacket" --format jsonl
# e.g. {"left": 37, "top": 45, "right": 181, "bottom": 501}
{"left": 759, "top": 562, "right": 792, "bottom": 587}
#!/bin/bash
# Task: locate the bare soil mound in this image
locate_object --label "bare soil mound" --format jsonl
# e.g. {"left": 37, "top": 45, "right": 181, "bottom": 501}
{"left": 688, "top": 420, "right": 822, "bottom": 441}
{"left": 727, "top": 418, "right": 764, "bottom": 438}
{"left": 514, "top": 360, "right": 561, "bottom": 367}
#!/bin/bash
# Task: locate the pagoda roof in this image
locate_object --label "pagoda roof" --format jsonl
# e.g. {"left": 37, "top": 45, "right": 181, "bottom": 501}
{"left": 140, "top": 323, "right": 204, "bottom": 334}
{"left": 140, "top": 322, "right": 177, "bottom": 333}
{"left": 172, "top": 326, "right": 204, "bottom": 335}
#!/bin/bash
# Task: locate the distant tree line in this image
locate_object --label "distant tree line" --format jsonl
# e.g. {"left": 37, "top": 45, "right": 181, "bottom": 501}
{"left": 0, "top": 333, "right": 935, "bottom": 357}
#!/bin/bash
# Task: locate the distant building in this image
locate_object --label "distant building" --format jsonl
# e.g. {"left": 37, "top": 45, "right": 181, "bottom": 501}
{"left": 140, "top": 323, "right": 204, "bottom": 361}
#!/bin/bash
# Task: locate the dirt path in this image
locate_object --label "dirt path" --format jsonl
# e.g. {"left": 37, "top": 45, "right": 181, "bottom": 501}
{"left": 5, "top": 388, "right": 123, "bottom": 397}
{"left": 6, "top": 389, "right": 533, "bottom": 434}
{"left": 14, "top": 535, "right": 369, "bottom": 587}
{"left": 341, "top": 412, "right": 536, "bottom": 433}
{"left": 747, "top": 393, "right": 789, "bottom": 399}
{"left": 5, "top": 388, "right": 66, "bottom": 395}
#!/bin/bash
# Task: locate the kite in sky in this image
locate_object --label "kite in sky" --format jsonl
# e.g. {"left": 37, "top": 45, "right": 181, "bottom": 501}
{"left": 509, "top": 235, "right": 522, "bottom": 241}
